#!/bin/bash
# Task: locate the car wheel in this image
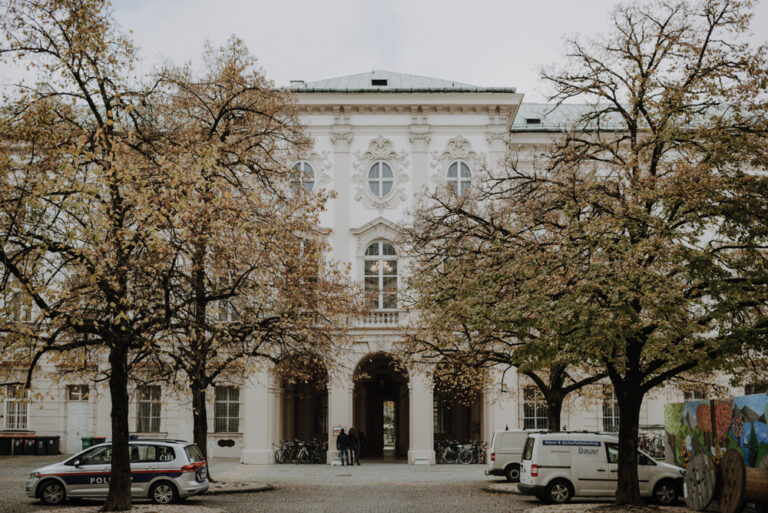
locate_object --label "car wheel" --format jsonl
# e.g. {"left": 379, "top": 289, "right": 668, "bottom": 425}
{"left": 505, "top": 464, "right": 520, "bottom": 483}
{"left": 653, "top": 480, "right": 679, "bottom": 505}
{"left": 546, "top": 479, "right": 573, "bottom": 504}
{"left": 38, "top": 479, "right": 66, "bottom": 506}
{"left": 149, "top": 481, "right": 178, "bottom": 505}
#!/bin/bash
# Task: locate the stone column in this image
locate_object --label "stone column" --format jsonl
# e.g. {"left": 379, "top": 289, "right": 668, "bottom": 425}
{"left": 408, "top": 370, "right": 435, "bottom": 464}
{"left": 482, "top": 383, "right": 496, "bottom": 446}
{"left": 241, "top": 369, "right": 280, "bottom": 464}
{"left": 326, "top": 370, "right": 353, "bottom": 464}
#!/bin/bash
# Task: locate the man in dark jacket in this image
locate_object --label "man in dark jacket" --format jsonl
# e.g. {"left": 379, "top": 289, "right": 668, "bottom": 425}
{"left": 348, "top": 428, "right": 361, "bottom": 465}
{"left": 336, "top": 428, "right": 350, "bottom": 466}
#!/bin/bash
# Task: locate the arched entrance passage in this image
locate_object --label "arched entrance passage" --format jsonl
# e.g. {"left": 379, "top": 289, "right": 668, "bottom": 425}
{"left": 433, "top": 358, "right": 485, "bottom": 444}
{"left": 353, "top": 353, "right": 409, "bottom": 459}
{"left": 276, "top": 354, "right": 328, "bottom": 442}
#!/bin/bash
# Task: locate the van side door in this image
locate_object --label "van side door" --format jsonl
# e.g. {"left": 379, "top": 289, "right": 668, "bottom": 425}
{"left": 575, "top": 441, "right": 616, "bottom": 495}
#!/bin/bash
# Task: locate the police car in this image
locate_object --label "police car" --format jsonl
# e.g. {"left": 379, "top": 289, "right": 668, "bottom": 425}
{"left": 26, "top": 439, "right": 209, "bottom": 505}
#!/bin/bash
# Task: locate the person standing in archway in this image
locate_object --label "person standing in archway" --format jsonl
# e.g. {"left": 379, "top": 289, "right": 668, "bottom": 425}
{"left": 336, "top": 428, "right": 350, "bottom": 466}
{"left": 349, "top": 428, "right": 361, "bottom": 465}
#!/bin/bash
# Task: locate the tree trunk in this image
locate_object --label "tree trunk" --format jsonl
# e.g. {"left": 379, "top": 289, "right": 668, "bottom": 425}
{"left": 101, "top": 343, "right": 132, "bottom": 511}
{"left": 546, "top": 393, "right": 564, "bottom": 432}
{"left": 191, "top": 384, "right": 214, "bottom": 481}
{"left": 615, "top": 386, "right": 644, "bottom": 505}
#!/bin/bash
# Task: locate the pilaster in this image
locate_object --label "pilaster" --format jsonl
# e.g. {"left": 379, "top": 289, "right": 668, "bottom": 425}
{"left": 241, "top": 368, "right": 280, "bottom": 464}
{"left": 409, "top": 119, "right": 432, "bottom": 207}
{"left": 407, "top": 370, "right": 435, "bottom": 464}
{"left": 326, "top": 370, "right": 354, "bottom": 464}
{"left": 330, "top": 113, "right": 353, "bottom": 261}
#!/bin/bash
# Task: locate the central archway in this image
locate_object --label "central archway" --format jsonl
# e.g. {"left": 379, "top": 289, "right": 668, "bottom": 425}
{"left": 353, "top": 353, "right": 409, "bottom": 460}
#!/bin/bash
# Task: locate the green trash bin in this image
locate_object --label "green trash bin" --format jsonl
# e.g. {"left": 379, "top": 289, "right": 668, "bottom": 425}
{"left": 81, "top": 437, "right": 95, "bottom": 450}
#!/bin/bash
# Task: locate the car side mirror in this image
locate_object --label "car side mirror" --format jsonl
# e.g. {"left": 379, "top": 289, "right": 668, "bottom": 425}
{"left": 73, "top": 459, "right": 81, "bottom": 467}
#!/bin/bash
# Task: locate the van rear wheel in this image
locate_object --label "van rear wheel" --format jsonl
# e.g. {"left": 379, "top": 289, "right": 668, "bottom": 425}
{"left": 546, "top": 479, "right": 573, "bottom": 504}
{"left": 505, "top": 464, "right": 520, "bottom": 482}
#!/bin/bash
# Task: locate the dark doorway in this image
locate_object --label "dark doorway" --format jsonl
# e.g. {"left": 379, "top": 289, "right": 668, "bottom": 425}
{"left": 353, "top": 353, "right": 409, "bottom": 459}
{"left": 278, "top": 354, "right": 328, "bottom": 442}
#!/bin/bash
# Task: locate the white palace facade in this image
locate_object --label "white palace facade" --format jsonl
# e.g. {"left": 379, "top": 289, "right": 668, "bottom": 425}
{"left": 0, "top": 71, "right": 748, "bottom": 463}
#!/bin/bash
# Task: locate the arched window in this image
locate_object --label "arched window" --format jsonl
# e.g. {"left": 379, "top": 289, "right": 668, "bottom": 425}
{"left": 447, "top": 160, "right": 471, "bottom": 195}
{"left": 522, "top": 386, "right": 548, "bottom": 430}
{"left": 291, "top": 161, "right": 315, "bottom": 193}
{"left": 368, "top": 161, "right": 393, "bottom": 198}
{"left": 364, "top": 241, "right": 397, "bottom": 310}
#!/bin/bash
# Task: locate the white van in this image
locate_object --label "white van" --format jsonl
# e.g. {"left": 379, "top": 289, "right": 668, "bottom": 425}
{"left": 518, "top": 432, "right": 684, "bottom": 504}
{"left": 485, "top": 430, "right": 531, "bottom": 482}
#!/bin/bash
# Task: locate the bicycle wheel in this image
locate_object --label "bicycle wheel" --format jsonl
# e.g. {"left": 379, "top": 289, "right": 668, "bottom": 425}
{"left": 442, "top": 447, "right": 458, "bottom": 464}
{"left": 275, "top": 449, "right": 285, "bottom": 464}
{"left": 458, "top": 447, "right": 473, "bottom": 464}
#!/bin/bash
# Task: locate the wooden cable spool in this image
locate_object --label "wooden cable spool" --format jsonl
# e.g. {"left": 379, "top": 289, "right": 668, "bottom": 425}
{"left": 719, "top": 449, "right": 768, "bottom": 513}
{"left": 685, "top": 452, "right": 718, "bottom": 511}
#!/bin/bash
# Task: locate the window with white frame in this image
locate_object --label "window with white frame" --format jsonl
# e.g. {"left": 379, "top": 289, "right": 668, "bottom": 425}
{"left": 136, "top": 385, "right": 161, "bottom": 433}
{"left": 522, "top": 386, "right": 548, "bottom": 430}
{"left": 602, "top": 386, "right": 620, "bottom": 432}
{"left": 745, "top": 383, "right": 768, "bottom": 395}
{"left": 4, "top": 385, "right": 29, "bottom": 430}
{"left": 214, "top": 386, "right": 240, "bottom": 433}
{"left": 447, "top": 160, "right": 471, "bottom": 195}
{"left": 368, "top": 161, "right": 394, "bottom": 198}
{"left": 364, "top": 241, "right": 397, "bottom": 310}
{"left": 216, "top": 276, "right": 236, "bottom": 322}
{"left": 67, "top": 384, "right": 90, "bottom": 401}
{"left": 3, "top": 281, "right": 32, "bottom": 322}
{"left": 684, "top": 386, "right": 707, "bottom": 400}
{"left": 291, "top": 161, "right": 315, "bottom": 194}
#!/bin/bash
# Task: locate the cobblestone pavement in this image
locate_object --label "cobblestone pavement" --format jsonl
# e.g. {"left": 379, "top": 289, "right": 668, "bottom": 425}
{"left": 0, "top": 455, "right": 538, "bottom": 513}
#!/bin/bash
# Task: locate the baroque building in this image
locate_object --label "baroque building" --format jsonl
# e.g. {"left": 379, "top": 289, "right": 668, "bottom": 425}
{"left": 0, "top": 71, "right": 747, "bottom": 463}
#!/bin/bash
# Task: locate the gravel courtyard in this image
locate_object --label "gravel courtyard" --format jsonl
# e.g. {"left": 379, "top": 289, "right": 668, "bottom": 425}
{"left": 0, "top": 455, "right": 537, "bottom": 513}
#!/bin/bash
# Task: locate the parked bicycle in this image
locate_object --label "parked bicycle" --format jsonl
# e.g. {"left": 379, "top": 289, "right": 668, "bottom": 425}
{"left": 274, "top": 439, "right": 327, "bottom": 464}
{"left": 434, "top": 439, "right": 486, "bottom": 464}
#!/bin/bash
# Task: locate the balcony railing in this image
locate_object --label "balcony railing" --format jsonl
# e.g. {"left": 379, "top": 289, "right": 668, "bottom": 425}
{"left": 360, "top": 310, "right": 400, "bottom": 327}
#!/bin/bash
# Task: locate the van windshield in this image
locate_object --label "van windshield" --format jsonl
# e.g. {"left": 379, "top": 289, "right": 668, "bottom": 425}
{"left": 522, "top": 437, "right": 534, "bottom": 460}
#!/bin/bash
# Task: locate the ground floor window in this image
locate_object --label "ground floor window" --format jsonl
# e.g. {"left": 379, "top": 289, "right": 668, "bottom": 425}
{"left": 136, "top": 385, "right": 161, "bottom": 433}
{"left": 745, "top": 383, "right": 768, "bottom": 395}
{"left": 522, "top": 386, "right": 548, "bottom": 430}
{"left": 684, "top": 386, "right": 708, "bottom": 400}
{"left": 67, "top": 384, "right": 90, "bottom": 401}
{"left": 3, "top": 385, "right": 28, "bottom": 430}
{"left": 602, "top": 386, "right": 620, "bottom": 432}
{"left": 214, "top": 386, "right": 240, "bottom": 433}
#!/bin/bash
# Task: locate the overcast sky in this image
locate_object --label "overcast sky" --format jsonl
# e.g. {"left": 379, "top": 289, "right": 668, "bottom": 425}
{"left": 10, "top": 0, "right": 766, "bottom": 102}
{"left": 111, "top": 0, "right": 768, "bottom": 101}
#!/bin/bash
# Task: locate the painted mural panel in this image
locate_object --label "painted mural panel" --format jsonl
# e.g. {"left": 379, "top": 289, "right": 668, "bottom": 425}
{"left": 664, "top": 393, "right": 768, "bottom": 468}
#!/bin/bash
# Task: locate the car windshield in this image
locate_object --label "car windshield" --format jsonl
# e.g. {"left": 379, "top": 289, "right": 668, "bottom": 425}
{"left": 184, "top": 444, "right": 205, "bottom": 463}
